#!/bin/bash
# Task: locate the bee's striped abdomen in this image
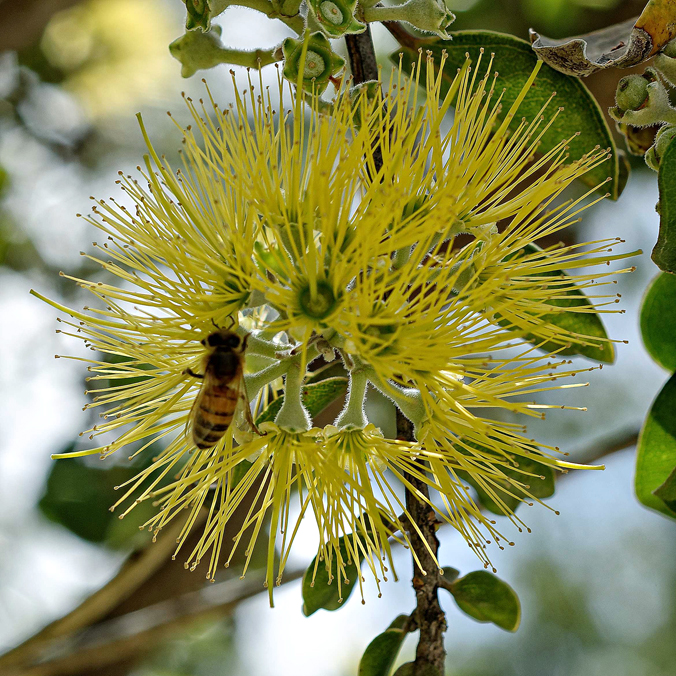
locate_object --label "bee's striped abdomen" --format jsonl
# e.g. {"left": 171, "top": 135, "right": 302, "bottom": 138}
{"left": 192, "top": 384, "right": 239, "bottom": 449}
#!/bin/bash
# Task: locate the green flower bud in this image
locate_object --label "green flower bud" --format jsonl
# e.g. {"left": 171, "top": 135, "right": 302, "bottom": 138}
{"left": 402, "top": 0, "right": 455, "bottom": 38}
{"left": 282, "top": 32, "right": 345, "bottom": 94}
{"left": 307, "top": 0, "right": 366, "bottom": 38}
{"left": 170, "top": 26, "right": 227, "bottom": 77}
{"left": 363, "top": 0, "right": 455, "bottom": 40}
{"left": 610, "top": 78, "right": 676, "bottom": 129}
{"left": 615, "top": 74, "right": 649, "bottom": 112}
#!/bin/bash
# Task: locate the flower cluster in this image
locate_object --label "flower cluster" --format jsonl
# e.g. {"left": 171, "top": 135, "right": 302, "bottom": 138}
{"left": 38, "top": 52, "right": 632, "bottom": 603}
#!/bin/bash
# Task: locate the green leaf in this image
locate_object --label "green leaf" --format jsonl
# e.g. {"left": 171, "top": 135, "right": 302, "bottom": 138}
{"left": 38, "top": 447, "right": 154, "bottom": 548}
{"left": 302, "top": 534, "right": 360, "bottom": 616}
{"left": 500, "top": 243, "right": 614, "bottom": 363}
{"left": 392, "top": 30, "right": 622, "bottom": 199}
{"left": 653, "top": 466, "right": 676, "bottom": 512}
{"left": 458, "top": 454, "right": 555, "bottom": 516}
{"left": 640, "top": 272, "right": 676, "bottom": 371}
{"left": 654, "top": 139, "right": 676, "bottom": 272}
{"left": 255, "top": 376, "right": 348, "bottom": 425}
{"left": 635, "top": 372, "right": 676, "bottom": 519}
{"left": 392, "top": 663, "right": 440, "bottom": 676}
{"left": 449, "top": 571, "right": 521, "bottom": 631}
{"left": 359, "top": 617, "right": 410, "bottom": 676}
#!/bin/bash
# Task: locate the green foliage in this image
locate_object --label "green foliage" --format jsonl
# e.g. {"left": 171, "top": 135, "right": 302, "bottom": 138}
{"left": 448, "top": 571, "right": 521, "bottom": 632}
{"left": 255, "top": 376, "right": 348, "bottom": 425}
{"left": 640, "top": 272, "right": 676, "bottom": 371}
{"left": 654, "top": 138, "right": 676, "bottom": 272}
{"left": 301, "top": 534, "right": 360, "bottom": 615}
{"left": 635, "top": 372, "right": 676, "bottom": 519}
{"left": 38, "top": 446, "right": 155, "bottom": 548}
{"left": 458, "top": 454, "right": 555, "bottom": 516}
{"left": 500, "top": 244, "right": 614, "bottom": 363}
{"left": 358, "top": 616, "right": 410, "bottom": 676}
{"left": 653, "top": 466, "right": 676, "bottom": 512}
{"left": 393, "top": 31, "right": 622, "bottom": 199}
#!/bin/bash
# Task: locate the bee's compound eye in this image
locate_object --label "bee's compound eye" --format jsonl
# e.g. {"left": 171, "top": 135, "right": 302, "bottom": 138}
{"left": 226, "top": 335, "right": 240, "bottom": 348}
{"left": 200, "top": 338, "right": 207, "bottom": 346}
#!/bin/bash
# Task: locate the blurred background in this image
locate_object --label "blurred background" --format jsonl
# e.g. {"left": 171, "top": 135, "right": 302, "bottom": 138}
{"left": 1, "top": 0, "right": 675, "bottom": 674}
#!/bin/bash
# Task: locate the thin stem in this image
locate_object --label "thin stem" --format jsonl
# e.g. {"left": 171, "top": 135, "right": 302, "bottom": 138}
{"left": 245, "top": 359, "right": 291, "bottom": 400}
{"left": 398, "top": 409, "right": 447, "bottom": 676}
{"left": 335, "top": 363, "right": 369, "bottom": 428}
{"left": 274, "top": 357, "right": 311, "bottom": 431}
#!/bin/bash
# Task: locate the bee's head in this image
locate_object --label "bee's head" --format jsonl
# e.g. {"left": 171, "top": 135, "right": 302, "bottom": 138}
{"left": 202, "top": 330, "right": 241, "bottom": 349}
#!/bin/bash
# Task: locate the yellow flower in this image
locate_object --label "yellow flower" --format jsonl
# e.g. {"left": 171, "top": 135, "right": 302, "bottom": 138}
{"left": 34, "top": 53, "right": 634, "bottom": 599}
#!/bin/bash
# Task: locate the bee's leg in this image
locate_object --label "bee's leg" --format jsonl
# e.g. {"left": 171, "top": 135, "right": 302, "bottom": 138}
{"left": 183, "top": 367, "right": 204, "bottom": 379}
{"left": 242, "top": 395, "right": 265, "bottom": 436}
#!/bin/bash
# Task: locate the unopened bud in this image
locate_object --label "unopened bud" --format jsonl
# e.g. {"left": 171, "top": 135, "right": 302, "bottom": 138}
{"left": 615, "top": 75, "right": 649, "bottom": 112}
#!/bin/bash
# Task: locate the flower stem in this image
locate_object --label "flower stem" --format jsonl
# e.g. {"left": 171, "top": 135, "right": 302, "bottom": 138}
{"left": 274, "top": 357, "right": 311, "bottom": 431}
{"left": 397, "top": 409, "right": 447, "bottom": 676}
{"left": 335, "top": 362, "right": 369, "bottom": 428}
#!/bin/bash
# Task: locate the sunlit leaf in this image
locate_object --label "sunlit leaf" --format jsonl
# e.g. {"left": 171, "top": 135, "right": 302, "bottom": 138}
{"left": 448, "top": 570, "right": 521, "bottom": 632}
{"left": 635, "top": 372, "right": 676, "bottom": 519}
{"left": 640, "top": 271, "right": 676, "bottom": 371}
{"left": 392, "top": 30, "right": 622, "bottom": 198}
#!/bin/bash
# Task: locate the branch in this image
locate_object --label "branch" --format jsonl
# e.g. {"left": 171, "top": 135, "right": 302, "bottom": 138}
{"left": 5, "top": 569, "right": 303, "bottom": 676}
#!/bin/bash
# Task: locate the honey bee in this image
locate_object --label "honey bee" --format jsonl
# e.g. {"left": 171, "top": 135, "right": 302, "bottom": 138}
{"left": 185, "top": 329, "right": 261, "bottom": 449}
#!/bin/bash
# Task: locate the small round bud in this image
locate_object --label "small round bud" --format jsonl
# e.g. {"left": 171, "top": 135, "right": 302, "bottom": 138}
{"left": 615, "top": 75, "right": 649, "bottom": 112}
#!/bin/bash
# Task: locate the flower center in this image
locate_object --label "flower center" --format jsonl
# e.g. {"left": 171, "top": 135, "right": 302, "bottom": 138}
{"left": 304, "top": 50, "right": 326, "bottom": 79}
{"left": 320, "top": 1, "right": 344, "bottom": 25}
{"left": 299, "top": 281, "right": 337, "bottom": 319}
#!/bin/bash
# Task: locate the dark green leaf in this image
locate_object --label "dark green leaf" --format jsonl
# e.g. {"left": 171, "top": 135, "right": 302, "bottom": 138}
{"left": 38, "top": 446, "right": 154, "bottom": 548}
{"left": 449, "top": 570, "right": 521, "bottom": 631}
{"left": 359, "top": 618, "right": 409, "bottom": 676}
{"left": 392, "top": 663, "right": 440, "bottom": 676}
{"left": 392, "top": 30, "right": 621, "bottom": 198}
{"left": 635, "top": 372, "right": 676, "bottom": 519}
{"left": 654, "top": 139, "right": 676, "bottom": 272}
{"left": 255, "top": 376, "right": 348, "bottom": 425}
{"left": 500, "top": 244, "right": 614, "bottom": 363}
{"left": 653, "top": 466, "right": 676, "bottom": 512}
{"left": 302, "top": 534, "right": 360, "bottom": 616}
{"left": 641, "top": 272, "right": 676, "bottom": 372}
{"left": 458, "top": 453, "right": 555, "bottom": 516}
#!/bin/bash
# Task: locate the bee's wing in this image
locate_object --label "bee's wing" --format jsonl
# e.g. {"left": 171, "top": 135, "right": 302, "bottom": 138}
{"left": 231, "top": 369, "right": 263, "bottom": 440}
